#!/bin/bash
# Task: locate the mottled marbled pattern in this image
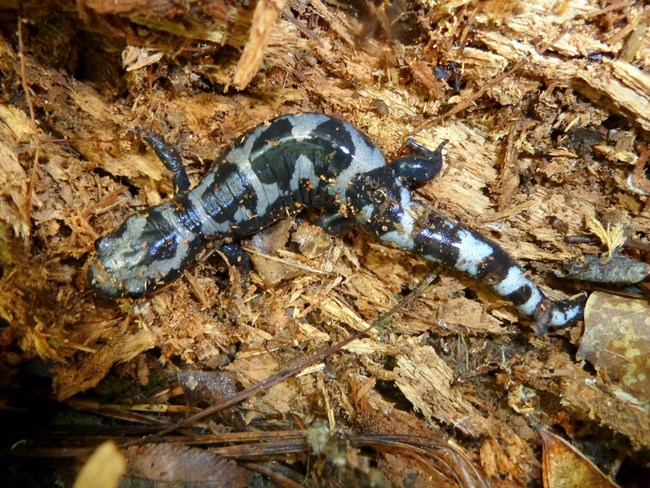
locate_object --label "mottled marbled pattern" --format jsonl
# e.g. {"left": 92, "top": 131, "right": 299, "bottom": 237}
{"left": 88, "top": 114, "right": 585, "bottom": 331}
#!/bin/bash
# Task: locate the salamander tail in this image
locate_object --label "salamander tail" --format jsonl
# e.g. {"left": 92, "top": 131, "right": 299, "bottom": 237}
{"left": 532, "top": 293, "right": 588, "bottom": 335}
{"left": 408, "top": 210, "right": 587, "bottom": 333}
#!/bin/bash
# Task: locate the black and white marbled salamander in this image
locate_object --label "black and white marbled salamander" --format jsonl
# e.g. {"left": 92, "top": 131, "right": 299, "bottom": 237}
{"left": 87, "top": 113, "right": 586, "bottom": 333}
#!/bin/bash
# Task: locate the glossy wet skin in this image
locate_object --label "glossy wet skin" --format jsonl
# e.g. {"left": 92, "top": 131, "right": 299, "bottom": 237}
{"left": 88, "top": 113, "right": 585, "bottom": 331}
{"left": 87, "top": 203, "right": 204, "bottom": 298}
{"left": 88, "top": 114, "right": 386, "bottom": 299}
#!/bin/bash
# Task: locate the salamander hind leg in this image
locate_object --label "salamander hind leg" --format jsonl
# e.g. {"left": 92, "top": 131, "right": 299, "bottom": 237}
{"left": 313, "top": 212, "right": 354, "bottom": 235}
{"left": 391, "top": 139, "right": 448, "bottom": 186}
{"left": 137, "top": 125, "right": 192, "bottom": 195}
{"left": 219, "top": 242, "right": 254, "bottom": 275}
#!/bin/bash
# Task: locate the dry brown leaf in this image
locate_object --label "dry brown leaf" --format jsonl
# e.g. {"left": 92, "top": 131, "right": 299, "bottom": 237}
{"left": 540, "top": 429, "right": 619, "bottom": 488}
{"left": 579, "top": 291, "right": 650, "bottom": 405}
{"left": 73, "top": 441, "right": 126, "bottom": 488}
{"left": 292, "top": 223, "right": 332, "bottom": 259}
{"left": 124, "top": 443, "right": 251, "bottom": 486}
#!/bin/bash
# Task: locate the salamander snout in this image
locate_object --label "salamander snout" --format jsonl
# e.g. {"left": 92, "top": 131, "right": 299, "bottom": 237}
{"left": 88, "top": 203, "right": 204, "bottom": 298}
{"left": 87, "top": 211, "right": 159, "bottom": 298}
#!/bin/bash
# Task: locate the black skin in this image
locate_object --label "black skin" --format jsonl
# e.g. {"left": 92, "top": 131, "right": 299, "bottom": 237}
{"left": 139, "top": 125, "right": 192, "bottom": 195}
{"left": 138, "top": 125, "right": 447, "bottom": 276}
{"left": 137, "top": 126, "right": 254, "bottom": 274}
{"left": 392, "top": 139, "right": 447, "bottom": 185}
{"left": 92, "top": 118, "right": 584, "bottom": 331}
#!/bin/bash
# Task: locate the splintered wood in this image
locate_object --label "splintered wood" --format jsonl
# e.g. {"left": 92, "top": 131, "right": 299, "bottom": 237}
{"left": 234, "top": 0, "right": 289, "bottom": 90}
{"left": 0, "top": 0, "right": 649, "bottom": 485}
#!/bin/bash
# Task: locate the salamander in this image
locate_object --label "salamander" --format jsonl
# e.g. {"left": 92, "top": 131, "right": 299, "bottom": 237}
{"left": 87, "top": 113, "right": 586, "bottom": 333}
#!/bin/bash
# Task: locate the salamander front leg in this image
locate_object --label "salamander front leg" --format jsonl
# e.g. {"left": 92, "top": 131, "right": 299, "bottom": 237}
{"left": 137, "top": 125, "right": 192, "bottom": 195}
{"left": 391, "top": 139, "right": 448, "bottom": 186}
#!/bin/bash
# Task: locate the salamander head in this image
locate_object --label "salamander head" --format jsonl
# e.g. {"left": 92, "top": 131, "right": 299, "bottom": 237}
{"left": 87, "top": 204, "right": 202, "bottom": 299}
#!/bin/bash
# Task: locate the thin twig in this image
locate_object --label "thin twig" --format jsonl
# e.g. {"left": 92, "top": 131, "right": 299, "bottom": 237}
{"left": 242, "top": 462, "right": 304, "bottom": 488}
{"left": 17, "top": 9, "right": 38, "bottom": 243}
{"left": 147, "top": 269, "right": 440, "bottom": 440}
{"left": 411, "top": 59, "right": 525, "bottom": 135}
{"left": 411, "top": 32, "right": 566, "bottom": 136}
{"left": 17, "top": 11, "right": 34, "bottom": 121}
